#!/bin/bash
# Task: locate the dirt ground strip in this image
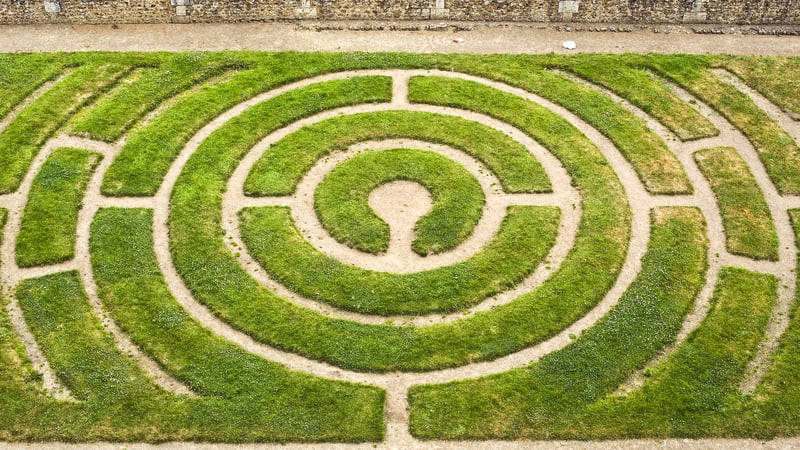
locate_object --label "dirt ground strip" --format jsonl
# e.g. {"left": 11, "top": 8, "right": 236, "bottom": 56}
{"left": 0, "top": 29, "right": 799, "bottom": 449}
{"left": 0, "top": 22, "right": 797, "bottom": 55}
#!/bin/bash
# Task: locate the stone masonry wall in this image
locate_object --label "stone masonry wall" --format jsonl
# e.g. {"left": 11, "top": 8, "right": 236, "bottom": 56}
{"left": 0, "top": 0, "right": 798, "bottom": 25}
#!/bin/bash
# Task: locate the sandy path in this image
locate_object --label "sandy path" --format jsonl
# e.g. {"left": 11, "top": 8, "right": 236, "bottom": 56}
{"left": 0, "top": 22, "right": 799, "bottom": 55}
{"left": 0, "top": 53, "right": 798, "bottom": 448}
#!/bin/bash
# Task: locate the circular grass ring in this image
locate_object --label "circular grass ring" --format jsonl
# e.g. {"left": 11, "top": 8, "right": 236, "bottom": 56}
{"left": 314, "top": 148, "right": 485, "bottom": 256}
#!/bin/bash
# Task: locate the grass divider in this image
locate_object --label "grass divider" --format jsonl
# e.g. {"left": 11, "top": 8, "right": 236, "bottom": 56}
{"left": 70, "top": 54, "right": 245, "bottom": 142}
{"left": 0, "top": 54, "right": 65, "bottom": 123}
{"left": 239, "top": 205, "right": 559, "bottom": 315}
{"left": 724, "top": 57, "right": 800, "bottom": 121}
{"left": 551, "top": 56, "right": 718, "bottom": 141}
{"left": 579, "top": 267, "right": 779, "bottom": 438}
{"left": 694, "top": 146, "right": 779, "bottom": 261}
{"left": 244, "top": 110, "right": 551, "bottom": 196}
{"left": 90, "top": 207, "right": 386, "bottom": 442}
{"left": 409, "top": 72, "right": 692, "bottom": 195}
{"left": 0, "top": 63, "right": 129, "bottom": 194}
{"left": 16, "top": 148, "right": 102, "bottom": 268}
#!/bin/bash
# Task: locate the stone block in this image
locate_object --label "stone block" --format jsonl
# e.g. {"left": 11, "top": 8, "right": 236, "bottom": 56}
{"left": 683, "top": 11, "right": 708, "bottom": 23}
{"left": 295, "top": 0, "right": 317, "bottom": 18}
{"left": 558, "top": 0, "right": 579, "bottom": 13}
{"left": 44, "top": 0, "right": 61, "bottom": 14}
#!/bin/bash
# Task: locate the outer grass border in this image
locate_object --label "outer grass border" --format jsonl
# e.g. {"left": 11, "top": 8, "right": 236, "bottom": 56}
{"left": 724, "top": 56, "right": 800, "bottom": 121}
{"left": 748, "top": 209, "right": 800, "bottom": 436}
{"left": 576, "top": 267, "right": 778, "bottom": 439}
{"left": 14, "top": 270, "right": 384, "bottom": 442}
{"left": 169, "top": 70, "right": 630, "bottom": 372}
{"left": 695, "top": 146, "right": 779, "bottom": 261}
{"left": 648, "top": 55, "right": 800, "bottom": 195}
{"left": 0, "top": 63, "right": 129, "bottom": 194}
{"left": 70, "top": 54, "right": 244, "bottom": 143}
{"left": 408, "top": 207, "right": 710, "bottom": 439}
{"left": 15, "top": 148, "right": 102, "bottom": 268}
{"left": 313, "top": 148, "right": 486, "bottom": 256}
{"left": 552, "top": 55, "right": 718, "bottom": 142}
{"left": 240, "top": 205, "right": 559, "bottom": 315}
{"left": 0, "top": 54, "right": 64, "bottom": 122}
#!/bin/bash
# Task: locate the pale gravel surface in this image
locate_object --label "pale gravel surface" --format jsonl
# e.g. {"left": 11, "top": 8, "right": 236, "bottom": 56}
{"left": 0, "top": 32, "right": 798, "bottom": 448}
{"left": 0, "top": 22, "right": 799, "bottom": 55}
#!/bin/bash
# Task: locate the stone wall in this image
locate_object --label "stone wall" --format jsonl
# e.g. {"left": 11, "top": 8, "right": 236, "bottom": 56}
{"left": 0, "top": 0, "right": 798, "bottom": 25}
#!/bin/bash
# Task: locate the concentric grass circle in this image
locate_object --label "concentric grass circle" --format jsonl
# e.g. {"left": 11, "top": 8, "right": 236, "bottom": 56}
{"left": 314, "top": 148, "right": 486, "bottom": 256}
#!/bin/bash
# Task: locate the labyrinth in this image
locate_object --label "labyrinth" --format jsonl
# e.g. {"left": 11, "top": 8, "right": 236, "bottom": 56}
{"left": 1, "top": 52, "right": 800, "bottom": 444}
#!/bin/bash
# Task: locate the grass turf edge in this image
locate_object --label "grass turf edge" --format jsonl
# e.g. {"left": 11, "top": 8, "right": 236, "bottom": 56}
{"left": 694, "top": 146, "right": 779, "bottom": 261}
{"left": 313, "top": 148, "right": 486, "bottom": 256}
{"left": 15, "top": 148, "right": 102, "bottom": 268}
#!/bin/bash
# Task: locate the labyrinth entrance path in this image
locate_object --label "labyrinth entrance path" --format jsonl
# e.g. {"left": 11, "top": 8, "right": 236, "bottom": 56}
{"left": 1, "top": 52, "right": 800, "bottom": 447}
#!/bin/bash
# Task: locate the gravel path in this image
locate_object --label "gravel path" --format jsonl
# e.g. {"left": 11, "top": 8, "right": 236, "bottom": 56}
{"left": 0, "top": 22, "right": 799, "bottom": 55}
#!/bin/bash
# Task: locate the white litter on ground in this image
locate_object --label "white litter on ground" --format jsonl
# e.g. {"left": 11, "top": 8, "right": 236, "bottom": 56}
{"left": 562, "top": 40, "right": 577, "bottom": 49}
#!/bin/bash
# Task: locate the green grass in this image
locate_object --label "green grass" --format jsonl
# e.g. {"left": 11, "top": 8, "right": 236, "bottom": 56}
{"left": 408, "top": 207, "right": 709, "bottom": 439}
{"left": 695, "top": 146, "right": 779, "bottom": 261}
{"left": 15, "top": 148, "right": 102, "bottom": 268}
{"left": 649, "top": 55, "right": 800, "bottom": 195}
{"left": 17, "top": 272, "right": 168, "bottom": 403}
{"left": 0, "top": 54, "right": 63, "bottom": 121}
{"left": 409, "top": 73, "right": 691, "bottom": 195}
{"left": 724, "top": 56, "right": 800, "bottom": 120}
{"left": 13, "top": 270, "right": 383, "bottom": 442}
{"left": 169, "top": 68, "right": 629, "bottom": 371}
{"left": 313, "top": 148, "right": 485, "bottom": 255}
{"left": 0, "top": 63, "right": 128, "bottom": 194}
{"left": 553, "top": 55, "right": 718, "bottom": 141}
{"left": 577, "top": 267, "right": 777, "bottom": 438}
{"left": 70, "top": 53, "right": 244, "bottom": 142}
{"left": 750, "top": 209, "right": 800, "bottom": 435}
{"left": 244, "top": 110, "right": 551, "bottom": 196}
{"left": 239, "top": 205, "right": 558, "bottom": 315}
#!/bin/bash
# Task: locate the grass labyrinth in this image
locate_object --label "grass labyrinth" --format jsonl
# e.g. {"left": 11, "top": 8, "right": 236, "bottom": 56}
{"left": 0, "top": 52, "right": 798, "bottom": 443}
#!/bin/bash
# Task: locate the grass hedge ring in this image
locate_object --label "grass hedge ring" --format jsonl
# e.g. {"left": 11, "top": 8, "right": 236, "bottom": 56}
{"left": 313, "top": 148, "right": 486, "bottom": 256}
